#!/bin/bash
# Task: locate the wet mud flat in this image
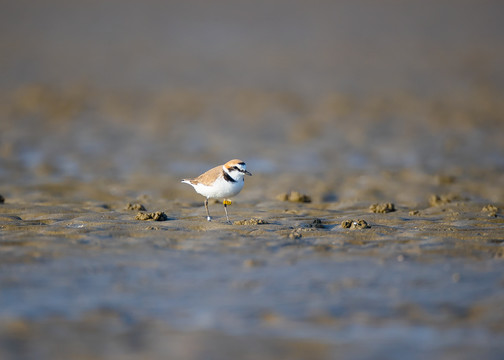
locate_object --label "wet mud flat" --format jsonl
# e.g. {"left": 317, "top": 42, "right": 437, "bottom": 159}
{"left": 1, "top": 89, "right": 504, "bottom": 359}
{"left": 2, "top": 0, "right": 504, "bottom": 358}
{"left": 1, "top": 85, "right": 504, "bottom": 360}
{"left": 1, "top": 171, "right": 504, "bottom": 360}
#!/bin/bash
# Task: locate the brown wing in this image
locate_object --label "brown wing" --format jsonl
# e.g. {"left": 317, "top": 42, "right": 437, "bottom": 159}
{"left": 190, "top": 165, "right": 223, "bottom": 186}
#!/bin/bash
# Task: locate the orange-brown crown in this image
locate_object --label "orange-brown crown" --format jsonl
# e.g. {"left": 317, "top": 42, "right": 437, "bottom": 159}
{"left": 224, "top": 159, "right": 246, "bottom": 168}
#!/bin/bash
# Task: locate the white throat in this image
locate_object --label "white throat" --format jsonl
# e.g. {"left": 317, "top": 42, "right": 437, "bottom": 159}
{"left": 223, "top": 165, "right": 243, "bottom": 182}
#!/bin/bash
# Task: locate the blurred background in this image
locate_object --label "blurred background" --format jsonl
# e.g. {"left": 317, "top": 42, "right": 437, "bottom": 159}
{"left": 1, "top": 0, "right": 503, "bottom": 185}
{"left": 1, "top": 2, "right": 504, "bottom": 359}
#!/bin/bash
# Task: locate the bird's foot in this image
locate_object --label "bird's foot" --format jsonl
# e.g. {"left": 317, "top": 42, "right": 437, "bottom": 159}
{"left": 206, "top": 216, "right": 212, "bottom": 222}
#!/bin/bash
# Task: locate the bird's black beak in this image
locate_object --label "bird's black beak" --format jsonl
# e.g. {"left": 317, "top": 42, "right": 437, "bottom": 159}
{"left": 244, "top": 170, "right": 252, "bottom": 176}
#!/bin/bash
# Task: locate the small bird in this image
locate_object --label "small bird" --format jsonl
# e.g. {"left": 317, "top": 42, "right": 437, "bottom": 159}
{"left": 181, "top": 159, "right": 252, "bottom": 222}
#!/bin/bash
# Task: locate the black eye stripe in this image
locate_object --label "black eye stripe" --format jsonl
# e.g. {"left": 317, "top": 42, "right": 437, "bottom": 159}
{"left": 229, "top": 165, "right": 247, "bottom": 173}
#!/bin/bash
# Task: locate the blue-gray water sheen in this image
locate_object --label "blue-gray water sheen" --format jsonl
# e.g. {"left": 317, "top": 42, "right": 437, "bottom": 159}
{"left": 1, "top": 1, "right": 504, "bottom": 359}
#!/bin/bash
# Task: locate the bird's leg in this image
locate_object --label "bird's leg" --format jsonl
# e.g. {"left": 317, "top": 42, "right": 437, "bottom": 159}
{"left": 223, "top": 199, "right": 232, "bottom": 223}
{"left": 205, "top": 198, "right": 212, "bottom": 221}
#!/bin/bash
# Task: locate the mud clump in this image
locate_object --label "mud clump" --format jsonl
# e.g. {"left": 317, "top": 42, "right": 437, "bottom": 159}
{"left": 341, "top": 219, "right": 370, "bottom": 229}
{"left": 125, "top": 203, "right": 146, "bottom": 211}
{"left": 308, "top": 218, "right": 325, "bottom": 228}
{"left": 482, "top": 204, "right": 499, "bottom": 217}
{"left": 289, "top": 229, "right": 303, "bottom": 239}
{"left": 135, "top": 211, "right": 168, "bottom": 221}
{"left": 233, "top": 218, "right": 269, "bottom": 225}
{"left": 276, "top": 191, "right": 311, "bottom": 203}
{"left": 429, "top": 194, "right": 465, "bottom": 207}
{"left": 369, "top": 203, "right": 395, "bottom": 213}
{"left": 242, "top": 258, "right": 266, "bottom": 268}
{"left": 436, "top": 174, "right": 456, "bottom": 185}
{"left": 300, "top": 218, "right": 326, "bottom": 229}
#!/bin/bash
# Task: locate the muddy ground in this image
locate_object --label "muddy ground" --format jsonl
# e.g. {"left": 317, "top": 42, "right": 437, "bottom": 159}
{"left": 1, "top": 1, "right": 504, "bottom": 359}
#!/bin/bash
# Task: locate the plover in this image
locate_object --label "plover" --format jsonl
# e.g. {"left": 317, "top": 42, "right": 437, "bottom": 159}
{"left": 181, "top": 159, "right": 252, "bottom": 222}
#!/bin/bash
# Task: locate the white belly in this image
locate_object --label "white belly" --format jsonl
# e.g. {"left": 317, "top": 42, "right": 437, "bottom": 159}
{"left": 193, "top": 177, "right": 244, "bottom": 199}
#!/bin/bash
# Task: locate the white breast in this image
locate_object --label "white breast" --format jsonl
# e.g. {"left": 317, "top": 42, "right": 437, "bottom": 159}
{"left": 193, "top": 176, "right": 244, "bottom": 199}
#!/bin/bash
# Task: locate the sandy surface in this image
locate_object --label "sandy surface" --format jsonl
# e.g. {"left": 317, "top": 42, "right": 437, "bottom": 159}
{"left": 1, "top": 1, "right": 504, "bottom": 359}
